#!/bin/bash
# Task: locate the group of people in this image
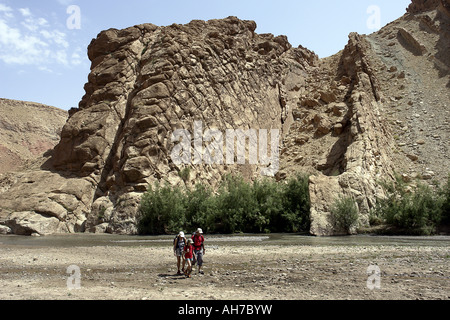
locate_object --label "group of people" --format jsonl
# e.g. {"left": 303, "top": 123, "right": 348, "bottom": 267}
{"left": 173, "top": 228, "right": 205, "bottom": 278}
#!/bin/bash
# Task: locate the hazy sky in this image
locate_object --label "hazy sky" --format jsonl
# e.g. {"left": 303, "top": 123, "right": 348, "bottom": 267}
{"left": 0, "top": 0, "right": 411, "bottom": 110}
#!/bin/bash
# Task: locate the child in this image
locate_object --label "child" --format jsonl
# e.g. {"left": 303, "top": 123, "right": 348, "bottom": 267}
{"left": 183, "top": 239, "right": 194, "bottom": 278}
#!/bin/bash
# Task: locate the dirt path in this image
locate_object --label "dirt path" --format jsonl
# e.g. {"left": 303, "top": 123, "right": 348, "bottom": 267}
{"left": 0, "top": 240, "right": 448, "bottom": 300}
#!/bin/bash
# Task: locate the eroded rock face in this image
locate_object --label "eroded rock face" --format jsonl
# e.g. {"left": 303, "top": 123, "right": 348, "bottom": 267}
{"left": 1, "top": 3, "right": 448, "bottom": 236}
{"left": 0, "top": 17, "right": 317, "bottom": 235}
{"left": 280, "top": 33, "right": 396, "bottom": 235}
{"left": 62, "top": 17, "right": 318, "bottom": 234}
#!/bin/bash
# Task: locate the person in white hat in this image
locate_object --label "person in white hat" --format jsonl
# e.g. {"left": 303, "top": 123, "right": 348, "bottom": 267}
{"left": 191, "top": 228, "right": 205, "bottom": 275}
{"left": 173, "top": 231, "right": 186, "bottom": 275}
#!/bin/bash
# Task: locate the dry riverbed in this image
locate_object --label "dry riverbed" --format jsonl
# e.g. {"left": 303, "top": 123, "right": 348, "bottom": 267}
{"left": 0, "top": 234, "right": 449, "bottom": 300}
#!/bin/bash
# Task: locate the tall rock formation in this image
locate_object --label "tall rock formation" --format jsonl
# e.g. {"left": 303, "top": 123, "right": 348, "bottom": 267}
{"left": 0, "top": 17, "right": 317, "bottom": 235}
{"left": 0, "top": 0, "right": 448, "bottom": 236}
{"left": 280, "top": 33, "right": 396, "bottom": 235}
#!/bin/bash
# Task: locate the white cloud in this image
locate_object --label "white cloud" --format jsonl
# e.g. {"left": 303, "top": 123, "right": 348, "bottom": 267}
{"left": 0, "top": 19, "right": 48, "bottom": 65}
{"left": 55, "top": 49, "right": 68, "bottom": 65}
{"left": 57, "top": 0, "right": 76, "bottom": 6}
{"left": 53, "top": 30, "right": 69, "bottom": 48}
{"left": 20, "top": 10, "right": 50, "bottom": 32}
{"left": 40, "top": 29, "right": 69, "bottom": 49}
{"left": 18, "top": 8, "right": 31, "bottom": 17}
{"left": 0, "top": 6, "right": 84, "bottom": 69}
{"left": 21, "top": 18, "right": 38, "bottom": 32}
{"left": 0, "top": 3, "right": 14, "bottom": 18}
{"left": 38, "top": 66, "right": 54, "bottom": 73}
{"left": 0, "top": 4, "right": 13, "bottom": 12}
{"left": 71, "top": 47, "right": 83, "bottom": 65}
{"left": 37, "top": 17, "right": 49, "bottom": 26}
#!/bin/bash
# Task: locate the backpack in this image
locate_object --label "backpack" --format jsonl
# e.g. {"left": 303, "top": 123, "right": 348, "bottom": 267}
{"left": 192, "top": 234, "right": 204, "bottom": 249}
{"left": 173, "top": 236, "right": 185, "bottom": 248}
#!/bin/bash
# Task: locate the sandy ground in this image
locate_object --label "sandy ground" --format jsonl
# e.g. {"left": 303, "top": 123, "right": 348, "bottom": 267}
{"left": 0, "top": 236, "right": 449, "bottom": 301}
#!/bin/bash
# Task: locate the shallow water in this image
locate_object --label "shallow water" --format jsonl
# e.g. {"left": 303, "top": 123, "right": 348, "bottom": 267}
{"left": 0, "top": 233, "right": 449, "bottom": 248}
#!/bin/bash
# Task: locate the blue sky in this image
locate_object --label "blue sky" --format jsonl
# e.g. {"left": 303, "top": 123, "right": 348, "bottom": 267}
{"left": 0, "top": 0, "right": 411, "bottom": 111}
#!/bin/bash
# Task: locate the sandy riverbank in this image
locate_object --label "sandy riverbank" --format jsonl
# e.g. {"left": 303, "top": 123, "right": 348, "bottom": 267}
{"left": 0, "top": 236, "right": 449, "bottom": 300}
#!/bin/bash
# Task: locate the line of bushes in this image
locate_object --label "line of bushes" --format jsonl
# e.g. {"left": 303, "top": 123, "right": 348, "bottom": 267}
{"left": 370, "top": 174, "right": 450, "bottom": 235}
{"left": 137, "top": 173, "right": 311, "bottom": 235}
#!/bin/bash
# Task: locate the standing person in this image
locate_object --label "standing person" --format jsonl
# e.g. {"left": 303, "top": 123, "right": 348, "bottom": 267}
{"left": 173, "top": 231, "right": 186, "bottom": 275}
{"left": 191, "top": 228, "right": 205, "bottom": 275}
{"left": 183, "top": 239, "right": 194, "bottom": 278}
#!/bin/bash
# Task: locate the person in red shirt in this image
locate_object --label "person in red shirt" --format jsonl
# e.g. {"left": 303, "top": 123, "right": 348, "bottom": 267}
{"left": 183, "top": 239, "right": 194, "bottom": 278}
{"left": 191, "top": 228, "right": 205, "bottom": 275}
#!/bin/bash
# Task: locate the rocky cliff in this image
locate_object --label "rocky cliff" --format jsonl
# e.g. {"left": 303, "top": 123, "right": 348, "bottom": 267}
{"left": 0, "top": 0, "right": 448, "bottom": 236}
{"left": 281, "top": 0, "right": 449, "bottom": 235}
{"left": 0, "top": 17, "right": 316, "bottom": 235}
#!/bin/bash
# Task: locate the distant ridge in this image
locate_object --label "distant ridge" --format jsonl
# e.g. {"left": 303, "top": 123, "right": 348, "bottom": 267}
{"left": 0, "top": 98, "right": 68, "bottom": 174}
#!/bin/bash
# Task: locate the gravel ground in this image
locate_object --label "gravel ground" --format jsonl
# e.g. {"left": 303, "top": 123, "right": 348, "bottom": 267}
{"left": 0, "top": 235, "right": 449, "bottom": 300}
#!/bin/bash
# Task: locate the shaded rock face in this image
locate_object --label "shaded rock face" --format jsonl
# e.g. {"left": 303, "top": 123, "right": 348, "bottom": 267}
{"left": 1, "top": 1, "right": 449, "bottom": 236}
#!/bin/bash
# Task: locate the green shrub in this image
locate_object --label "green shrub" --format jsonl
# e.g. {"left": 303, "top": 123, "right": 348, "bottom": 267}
{"left": 178, "top": 167, "right": 191, "bottom": 183}
{"left": 218, "top": 175, "right": 258, "bottom": 233}
{"left": 375, "top": 174, "right": 446, "bottom": 235}
{"left": 137, "top": 173, "right": 311, "bottom": 235}
{"left": 251, "top": 178, "right": 283, "bottom": 233}
{"left": 184, "top": 183, "right": 213, "bottom": 231}
{"left": 331, "top": 196, "right": 359, "bottom": 234}
{"left": 137, "top": 182, "right": 186, "bottom": 235}
{"left": 281, "top": 173, "right": 311, "bottom": 232}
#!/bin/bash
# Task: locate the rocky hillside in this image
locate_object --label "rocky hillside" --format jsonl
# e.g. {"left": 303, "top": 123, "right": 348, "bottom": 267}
{"left": 0, "top": 99, "right": 67, "bottom": 174}
{"left": 279, "top": 0, "right": 450, "bottom": 235}
{"left": 0, "top": 0, "right": 448, "bottom": 236}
